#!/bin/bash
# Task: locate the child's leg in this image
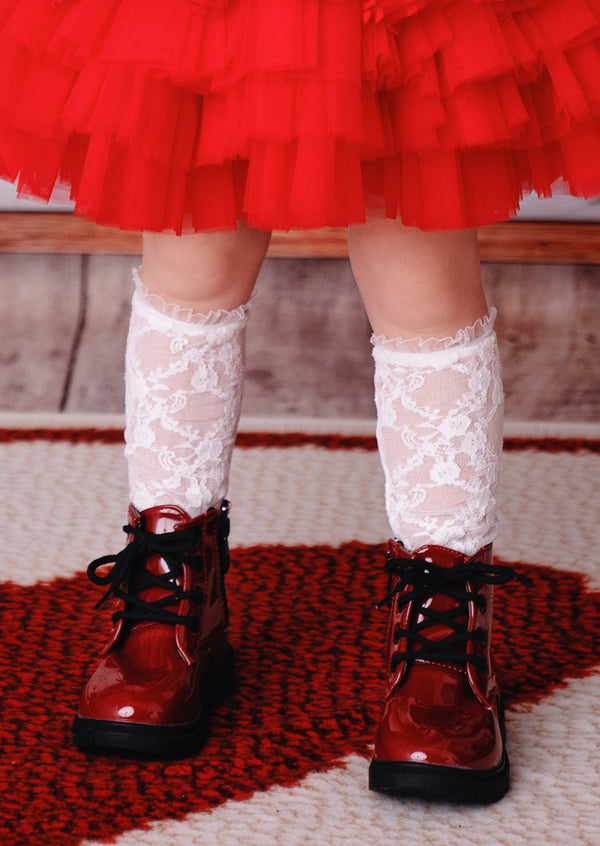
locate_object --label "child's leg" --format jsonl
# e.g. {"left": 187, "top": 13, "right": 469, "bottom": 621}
{"left": 347, "top": 219, "right": 486, "bottom": 341}
{"left": 126, "top": 226, "right": 271, "bottom": 516}
{"left": 348, "top": 218, "right": 502, "bottom": 555}
{"left": 73, "top": 225, "right": 271, "bottom": 756}
{"left": 141, "top": 226, "right": 270, "bottom": 312}
{"left": 348, "top": 219, "right": 515, "bottom": 803}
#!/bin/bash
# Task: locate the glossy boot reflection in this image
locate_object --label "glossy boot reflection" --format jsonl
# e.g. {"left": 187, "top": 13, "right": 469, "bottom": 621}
{"left": 73, "top": 501, "right": 235, "bottom": 757}
{"left": 369, "top": 542, "right": 526, "bottom": 803}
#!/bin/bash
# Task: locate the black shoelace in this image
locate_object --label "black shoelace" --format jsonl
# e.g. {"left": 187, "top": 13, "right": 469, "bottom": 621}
{"left": 377, "top": 554, "right": 530, "bottom": 674}
{"left": 87, "top": 523, "right": 203, "bottom": 630}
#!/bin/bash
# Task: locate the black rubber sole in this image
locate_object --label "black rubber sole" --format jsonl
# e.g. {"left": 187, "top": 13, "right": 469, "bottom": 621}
{"left": 368, "top": 752, "right": 510, "bottom": 804}
{"left": 369, "top": 697, "right": 511, "bottom": 804}
{"left": 72, "top": 643, "right": 236, "bottom": 758}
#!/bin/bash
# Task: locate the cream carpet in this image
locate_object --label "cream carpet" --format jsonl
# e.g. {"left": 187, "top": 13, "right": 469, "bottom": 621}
{"left": 0, "top": 413, "right": 598, "bottom": 846}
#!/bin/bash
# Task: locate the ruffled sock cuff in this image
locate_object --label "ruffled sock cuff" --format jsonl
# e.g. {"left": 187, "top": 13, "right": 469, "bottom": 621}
{"left": 132, "top": 267, "right": 251, "bottom": 333}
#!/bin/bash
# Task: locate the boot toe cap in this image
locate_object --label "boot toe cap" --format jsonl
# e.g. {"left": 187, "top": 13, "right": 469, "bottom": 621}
{"left": 374, "top": 684, "right": 503, "bottom": 770}
{"left": 78, "top": 653, "right": 197, "bottom": 726}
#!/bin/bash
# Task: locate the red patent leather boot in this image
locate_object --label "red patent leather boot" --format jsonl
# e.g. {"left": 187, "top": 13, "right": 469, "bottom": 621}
{"left": 369, "top": 541, "right": 525, "bottom": 803}
{"left": 73, "top": 500, "right": 235, "bottom": 757}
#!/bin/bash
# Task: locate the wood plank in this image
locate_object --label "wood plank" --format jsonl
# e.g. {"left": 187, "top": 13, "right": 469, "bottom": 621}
{"left": 483, "top": 263, "right": 600, "bottom": 421}
{"left": 63, "top": 255, "right": 133, "bottom": 412}
{"left": 0, "top": 213, "right": 141, "bottom": 255}
{"left": 0, "top": 253, "right": 82, "bottom": 411}
{"left": 243, "top": 258, "right": 376, "bottom": 418}
{"left": 2, "top": 213, "right": 600, "bottom": 264}
{"left": 0, "top": 252, "right": 598, "bottom": 420}
{"left": 476, "top": 221, "right": 600, "bottom": 265}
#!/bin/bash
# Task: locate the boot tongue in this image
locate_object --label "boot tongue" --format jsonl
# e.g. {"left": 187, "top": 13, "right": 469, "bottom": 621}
{"left": 127, "top": 504, "right": 192, "bottom": 623}
{"left": 137, "top": 504, "right": 190, "bottom": 540}
{"left": 410, "top": 545, "right": 469, "bottom": 651}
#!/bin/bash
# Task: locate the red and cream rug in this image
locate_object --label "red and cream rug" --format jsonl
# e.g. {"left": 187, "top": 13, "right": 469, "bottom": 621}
{"left": 0, "top": 414, "right": 598, "bottom": 846}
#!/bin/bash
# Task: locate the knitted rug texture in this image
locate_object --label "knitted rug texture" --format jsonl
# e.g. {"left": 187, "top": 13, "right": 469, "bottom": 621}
{"left": 0, "top": 414, "right": 599, "bottom": 846}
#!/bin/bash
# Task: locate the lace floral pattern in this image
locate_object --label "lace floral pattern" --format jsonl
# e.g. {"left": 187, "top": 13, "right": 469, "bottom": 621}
{"left": 373, "top": 319, "right": 504, "bottom": 555}
{"left": 124, "top": 276, "right": 248, "bottom": 516}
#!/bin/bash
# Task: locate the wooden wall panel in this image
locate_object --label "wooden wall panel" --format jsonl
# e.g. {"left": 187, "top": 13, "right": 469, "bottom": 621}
{"left": 1, "top": 213, "right": 600, "bottom": 264}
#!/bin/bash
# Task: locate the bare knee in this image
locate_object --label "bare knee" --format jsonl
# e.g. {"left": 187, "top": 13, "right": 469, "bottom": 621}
{"left": 347, "top": 218, "right": 487, "bottom": 338}
{"left": 141, "top": 224, "right": 272, "bottom": 312}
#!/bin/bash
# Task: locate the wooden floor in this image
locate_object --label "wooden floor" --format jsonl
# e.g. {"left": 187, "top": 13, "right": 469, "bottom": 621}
{"left": 0, "top": 252, "right": 598, "bottom": 421}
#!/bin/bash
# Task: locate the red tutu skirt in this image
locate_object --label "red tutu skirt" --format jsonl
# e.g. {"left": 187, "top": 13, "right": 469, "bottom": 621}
{"left": 1, "top": 0, "right": 600, "bottom": 232}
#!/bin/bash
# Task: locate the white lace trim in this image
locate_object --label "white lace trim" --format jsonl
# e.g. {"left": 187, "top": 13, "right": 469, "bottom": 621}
{"left": 133, "top": 267, "right": 250, "bottom": 328}
{"left": 373, "top": 320, "right": 503, "bottom": 556}
{"left": 125, "top": 271, "right": 248, "bottom": 516}
{"left": 371, "top": 309, "right": 497, "bottom": 355}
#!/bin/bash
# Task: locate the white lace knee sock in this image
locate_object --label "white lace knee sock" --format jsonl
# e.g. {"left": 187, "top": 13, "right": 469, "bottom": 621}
{"left": 372, "top": 312, "right": 504, "bottom": 555}
{"left": 124, "top": 270, "right": 248, "bottom": 517}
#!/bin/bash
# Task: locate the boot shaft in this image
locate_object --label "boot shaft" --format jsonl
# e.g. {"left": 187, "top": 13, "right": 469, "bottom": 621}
{"left": 90, "top": 500, "right": 232, "bottom": 664}
{"left": 382, "top": 541, "right": 497, "bottom": 706}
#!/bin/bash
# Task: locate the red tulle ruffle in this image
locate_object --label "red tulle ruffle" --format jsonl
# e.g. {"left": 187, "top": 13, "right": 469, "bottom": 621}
{"left": 1, "top": 0, "right": 600, "bottom": 232}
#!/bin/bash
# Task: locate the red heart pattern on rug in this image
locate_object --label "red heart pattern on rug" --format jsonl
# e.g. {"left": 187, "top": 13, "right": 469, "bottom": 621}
{"left": 0, "top": 543, "right": 599, "bottom": 846}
